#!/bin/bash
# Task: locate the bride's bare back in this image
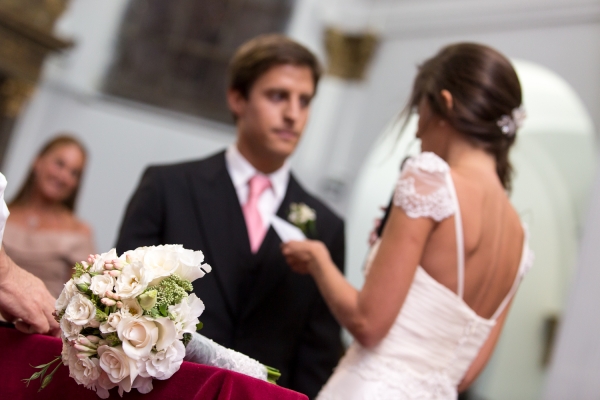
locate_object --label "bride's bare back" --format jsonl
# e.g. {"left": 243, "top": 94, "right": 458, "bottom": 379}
{"left": 421, "top": 163, "right": 524, "bottom": 320}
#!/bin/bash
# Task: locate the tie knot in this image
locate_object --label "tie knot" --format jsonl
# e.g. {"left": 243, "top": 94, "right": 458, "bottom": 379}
{"left": 248, "top": 174, "right": 271, "bottom": 198}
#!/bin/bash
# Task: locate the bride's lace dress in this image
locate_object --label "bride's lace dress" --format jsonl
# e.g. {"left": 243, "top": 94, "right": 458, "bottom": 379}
{"left": 317, "top": 152, "right": 533, "bottom": 400}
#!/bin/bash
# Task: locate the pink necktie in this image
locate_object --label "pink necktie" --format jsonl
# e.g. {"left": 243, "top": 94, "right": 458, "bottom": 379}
{"left": 243, "top": 174, "right": 271, "bottom": 253}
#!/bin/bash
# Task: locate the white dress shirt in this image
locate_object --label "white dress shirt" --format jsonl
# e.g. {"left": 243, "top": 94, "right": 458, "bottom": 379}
{"left": 0, "top": 173, "right": 10, "bottom": 245}
{"left": 225, "top": 144, "right": 290, "bottom": 230}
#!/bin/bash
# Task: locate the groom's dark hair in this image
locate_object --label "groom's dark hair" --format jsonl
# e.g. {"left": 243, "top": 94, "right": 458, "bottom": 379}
{"left": 228, "top": 34, "right": 322, "bottom": 98}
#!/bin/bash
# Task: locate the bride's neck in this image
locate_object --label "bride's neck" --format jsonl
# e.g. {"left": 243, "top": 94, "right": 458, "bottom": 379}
{"left": 442, "top": 131, "right": 496, "bottom": 173}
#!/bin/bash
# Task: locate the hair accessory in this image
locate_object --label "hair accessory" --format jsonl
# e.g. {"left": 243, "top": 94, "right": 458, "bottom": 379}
{"left": 497, "top": 106, "right": 526, "bottom": 137}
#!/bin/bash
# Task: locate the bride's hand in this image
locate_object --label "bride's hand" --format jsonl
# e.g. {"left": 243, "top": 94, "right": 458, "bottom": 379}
{"left": 281, "top": 240, "right": 331, "bottom": 275}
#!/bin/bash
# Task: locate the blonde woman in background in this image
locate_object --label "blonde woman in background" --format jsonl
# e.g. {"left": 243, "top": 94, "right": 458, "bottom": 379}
{"left": 4, "top": 135, "right": 95, "bottom": 298}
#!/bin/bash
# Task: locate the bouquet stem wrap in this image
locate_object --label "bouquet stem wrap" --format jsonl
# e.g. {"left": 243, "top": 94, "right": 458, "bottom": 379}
{"left": 184, "top": 333, "right": 267, "bottom": 381}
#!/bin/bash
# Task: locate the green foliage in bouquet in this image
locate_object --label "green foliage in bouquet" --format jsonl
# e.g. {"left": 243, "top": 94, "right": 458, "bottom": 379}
{"left": 266, "top": 366, "right": 281, "bottom": 385}
{"left": 22, "top": 357, "right": 62, "bottom": 392}
{"left": 141, "top": 275, "right": 194, "bottom": 318}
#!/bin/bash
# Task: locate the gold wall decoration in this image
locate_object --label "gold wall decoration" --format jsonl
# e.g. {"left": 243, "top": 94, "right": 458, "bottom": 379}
{"left": 0, "top": 0, "right": 73, "bottom": 166}
{"left": 0, "top": 78, "right": 34, "bottom": 118}
{"left": 324, "top": 28, "right": 379, "bottom": 81}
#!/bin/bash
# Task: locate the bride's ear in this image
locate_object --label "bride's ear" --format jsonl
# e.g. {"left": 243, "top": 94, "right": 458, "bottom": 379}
{"left": 440, "top": 90, "right": 453, "bottom": 111}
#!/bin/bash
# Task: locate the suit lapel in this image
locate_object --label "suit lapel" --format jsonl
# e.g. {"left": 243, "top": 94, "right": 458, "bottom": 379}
{"left": 240, "top": 175, "right": 305, "bottom": 320}
{"left": 187, "top": 152, "right": 250, "bottom": 318}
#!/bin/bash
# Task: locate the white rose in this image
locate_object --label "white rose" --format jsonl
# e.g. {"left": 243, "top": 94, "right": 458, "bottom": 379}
{"left": 100, "top": 310, "right": 122, "bottom": 334}
{"left": 168, "top": 294, "right": 205, "bottom": 339}
{"left": 138, "top": 340, "right": 185, "bottom": 380}
{"left": 174, "top": 249, "right": 212, "bottom": 283}
{"left": 117, "top": 316, "right": 158, "bottom": 360}
{"left": 91, "top": 248, "right": 119, "bottom": 273}
{"left": 60, "top": 317, "right": 82, "bottom": 341}
{"left": 56, "top": 280, "right": 78, "bottom": 311}
{"left": 115, "top": 261, "right": 150, "bottom": 299}
{"left": 64, "top": 293, "right": 97, "bottom": 326}
{"left": 97, "top": 345, "right": 138, "bottom": 396}
{"left": 90, "top": 274, "right": 116, "bottom": 297}
{"left": 68, "top": 350, "right": 101, "bottom": 387}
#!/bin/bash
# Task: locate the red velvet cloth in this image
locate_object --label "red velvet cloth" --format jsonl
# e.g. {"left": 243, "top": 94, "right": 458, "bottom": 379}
{"left": 0, "top": 327, "right": 307, "bottom": 400}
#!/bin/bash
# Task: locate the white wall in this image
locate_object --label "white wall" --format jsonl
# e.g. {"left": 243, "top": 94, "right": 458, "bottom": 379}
{"left": 542, "top": 156, "right": 600, "bottom": 399}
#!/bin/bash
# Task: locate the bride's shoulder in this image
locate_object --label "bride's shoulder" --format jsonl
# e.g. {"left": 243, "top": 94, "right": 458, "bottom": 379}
{"left": 402, "top": 152, "right": 450, "bottom": 175}
{"left": 394, "top": 152, "right": 454, "bottom": 222}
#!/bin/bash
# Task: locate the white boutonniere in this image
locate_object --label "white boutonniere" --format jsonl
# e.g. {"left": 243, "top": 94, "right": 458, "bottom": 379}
{"left": 288, "top": 203, "right": 317, "bottom": 237}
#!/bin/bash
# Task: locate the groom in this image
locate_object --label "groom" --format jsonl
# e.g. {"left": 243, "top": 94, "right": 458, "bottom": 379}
{"left": 116, "top": 34, "right": 345, "bottom": 398}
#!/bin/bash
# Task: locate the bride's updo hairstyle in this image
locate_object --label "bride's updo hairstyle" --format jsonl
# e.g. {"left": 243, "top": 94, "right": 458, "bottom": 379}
{"left": 407, "top": 43, "right": 522, "bottom": 191}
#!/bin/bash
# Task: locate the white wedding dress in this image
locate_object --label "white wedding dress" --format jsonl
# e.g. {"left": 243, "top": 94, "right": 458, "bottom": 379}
{"left": 317, "top": 152, "right": 533, "bottom": 400}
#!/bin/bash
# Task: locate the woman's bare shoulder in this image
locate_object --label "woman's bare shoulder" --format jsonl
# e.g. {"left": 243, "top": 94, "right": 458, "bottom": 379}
{"left": 72, "top": 217, "right": 93, "bottom": 236}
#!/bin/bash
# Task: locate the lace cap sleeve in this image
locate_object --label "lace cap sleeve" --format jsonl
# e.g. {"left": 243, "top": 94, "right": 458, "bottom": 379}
{"left": 393, "top": 152, "right": 455, "bottom": 221}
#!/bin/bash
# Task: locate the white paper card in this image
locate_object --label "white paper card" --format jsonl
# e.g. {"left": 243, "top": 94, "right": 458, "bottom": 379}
{"left": 271, "top": 215, "right": 306, "bottom": 243}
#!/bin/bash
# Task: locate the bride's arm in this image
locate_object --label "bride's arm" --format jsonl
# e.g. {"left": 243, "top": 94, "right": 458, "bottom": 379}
{"left": 282, "top": 205, "right": 434, "bottom": 348}
{"left": 457, "top": 301, "right": 512, "bottom": 391}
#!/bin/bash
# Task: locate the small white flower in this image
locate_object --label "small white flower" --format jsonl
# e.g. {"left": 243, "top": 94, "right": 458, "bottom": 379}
{"left": 61, "top": 338, "right": 72, "bottom": 365}
{"left": 60, "top": 317, "right": 82, "bottom": 341}
{"left": 68, "top": 351, "right": 101, "bottom": 387}
{"left": 115, "top": 261, "right": 150, "bottom": 299}
{"left": 74, "top": 273, "right": 92, "bottom": 287}
{"left": 64, "top": 293, "right": 97, "bottom": 326}
{"left": 116, "top": 316, "right": 158, "bottom": 360}
{"left": 96, "top": 370, "right": 116, "bottom": 399}
{"left": 154, "top": 317, "right": 178, "bottom": 351}
{"left": 91, "top": 248, "right": 119, "bottom": 273}
{"left": 120, "top": 298, "right": 144, "bottom": 318}
{"left": 90, "top": 274, "right": 116, "bottom": 297}
{"left": 120, "top": 247, "right": 147, "bottom": 264}
{"left": 288, "top": 203, "right": 316, "bottom": 225}
{"left": 56, "top": 280, "right": 78, "bottom": 311}
{"left": 137, "top": 340, "right": 185, "bottom": 380}
{"left": 142, "top": 246, "right": 180, "bottom": 285}
{"left": 132, "top": 375, "right": 154, "bottom": 394}
{"left": 97, "top": 345, "right": 138, "bottom": 396}
{"left": 168, "top": 293, "right": 205, "bottom": 339}
{"left": 100, "top": 310, "right": 122, "bottom": 334}
{"left": 174, "top": 249, "right": 212, "bottom": 283}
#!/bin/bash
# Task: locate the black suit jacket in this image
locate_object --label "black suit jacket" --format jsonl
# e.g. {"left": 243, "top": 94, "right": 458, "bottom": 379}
{"left": 116, "top": 151, "right": 345, "bottom": 399}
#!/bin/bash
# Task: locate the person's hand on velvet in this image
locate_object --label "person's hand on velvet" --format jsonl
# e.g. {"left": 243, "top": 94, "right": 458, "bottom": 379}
{"left": 0, "top": 247, "right": 59, "bottom": 336}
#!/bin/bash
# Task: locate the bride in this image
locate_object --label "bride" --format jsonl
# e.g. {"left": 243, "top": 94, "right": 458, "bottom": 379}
{"left": 282, "top": 42, "right": 533, "bottom": 399}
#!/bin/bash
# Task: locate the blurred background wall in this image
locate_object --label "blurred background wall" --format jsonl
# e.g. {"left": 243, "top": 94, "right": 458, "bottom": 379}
{"left": 0, "top": 1, "right": 598, "bottom": 399}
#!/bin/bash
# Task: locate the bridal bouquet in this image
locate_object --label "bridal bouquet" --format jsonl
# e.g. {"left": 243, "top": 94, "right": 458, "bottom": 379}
{"left": 26, "top": 245, "right": 211, "bottom": 397}
{"left": 25, "top": 245, "right": 279, "bottom": 398}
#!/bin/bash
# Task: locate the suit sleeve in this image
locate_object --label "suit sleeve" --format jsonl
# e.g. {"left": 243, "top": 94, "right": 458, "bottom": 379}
{"left": 289, "top": 217, "right": 345, "bottom": 399}
{"left": 115, "top": 167, "right": 164, "bottom": 254}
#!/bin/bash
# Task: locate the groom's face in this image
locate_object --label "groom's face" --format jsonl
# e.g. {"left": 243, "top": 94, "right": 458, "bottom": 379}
{"left": 228, "top": 64, "right": 315, "bottom": 161}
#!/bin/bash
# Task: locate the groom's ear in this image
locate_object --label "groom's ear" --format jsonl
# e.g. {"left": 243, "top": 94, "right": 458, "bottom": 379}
{"left": 227, "top": 89, "right": 246, "bottom": 122}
